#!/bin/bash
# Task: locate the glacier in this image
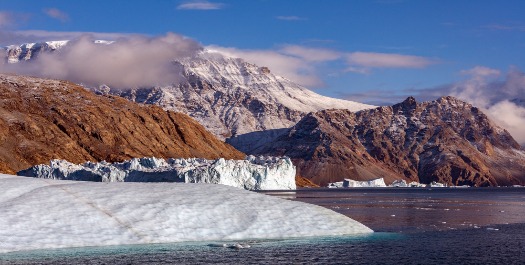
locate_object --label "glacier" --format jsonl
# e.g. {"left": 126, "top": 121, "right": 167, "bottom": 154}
{"left": 17, "top": 156, "right": 296, "bottom": 190}
{"left": 0, "top": 174, "right": 372, "bottom": 253}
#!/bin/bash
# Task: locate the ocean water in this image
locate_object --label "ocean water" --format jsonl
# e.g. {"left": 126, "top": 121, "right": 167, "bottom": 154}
{"left": 1, "top": 188, "right": 524, "bottom": 264}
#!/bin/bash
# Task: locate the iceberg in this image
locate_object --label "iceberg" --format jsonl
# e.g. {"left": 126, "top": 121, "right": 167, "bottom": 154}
{"left": 0, "top": 174, "right": 372, "bottom": 253}
{"left": 328, "top": 178, "right": 387, "bottom": 188}
{"left": 17, "top": 156, "right": 296, "bottom": 190}
{"left": 389, "top": 180, "right": 429, "bottom": 187}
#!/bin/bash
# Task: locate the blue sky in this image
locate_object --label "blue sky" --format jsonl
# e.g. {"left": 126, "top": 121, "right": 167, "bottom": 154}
{"left": 1, "top": 0, "right": 525, "bottom": 105}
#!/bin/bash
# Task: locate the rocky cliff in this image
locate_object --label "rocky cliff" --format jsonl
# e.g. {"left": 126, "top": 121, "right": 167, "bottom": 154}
{"left": 240, "top": 97, "right": 525, "bottom": 187}
{"left": 0, "top": 74, "right": 244, "bottom": 174}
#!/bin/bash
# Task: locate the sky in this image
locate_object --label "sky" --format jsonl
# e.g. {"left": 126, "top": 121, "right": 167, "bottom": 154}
{"left": 1, "top": 0, "right": 525, "bottom": 143}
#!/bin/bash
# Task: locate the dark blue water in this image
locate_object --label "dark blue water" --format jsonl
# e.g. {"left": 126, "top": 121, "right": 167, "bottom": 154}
{"left": 1, "top": 188, "right": 524, "bottom": 265}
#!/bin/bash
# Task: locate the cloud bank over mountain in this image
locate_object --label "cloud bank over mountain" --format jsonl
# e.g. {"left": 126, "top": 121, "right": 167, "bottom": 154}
{"left": 1, "top": 32, "right": 202, "bottom": 88}
{"left": 446, "top": 66, "right": 525, "bottom": 145}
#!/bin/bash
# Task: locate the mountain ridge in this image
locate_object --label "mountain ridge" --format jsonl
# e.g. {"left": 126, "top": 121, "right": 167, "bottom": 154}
{"left": 3, "top": 41, "right": 375, "bottom": 139}
{"left": 236, "top": 96, "right": 525, "bottom": 187}
{"left": 0, "top": 74, "right": 244, "bottom": 174}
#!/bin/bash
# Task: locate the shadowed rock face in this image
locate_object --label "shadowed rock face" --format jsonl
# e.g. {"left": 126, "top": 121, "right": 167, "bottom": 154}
{"left": 0, "top": 74, "right": 244, "bottom": 174}
{"left": 243, "top": 96, "right": 525, "bottom": 187}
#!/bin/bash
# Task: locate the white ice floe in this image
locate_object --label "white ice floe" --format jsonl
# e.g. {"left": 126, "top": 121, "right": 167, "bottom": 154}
{"left": 389, "top": 180, "right": 427, "bottom": 187}
{"left": 328, "top": 178, "right": 387, "bottom": 188}
{"left": 17, "top": 156, "right": 296, "bottom": 190}
{"left": 0, "top": 174, "right": 372, "bottom": 253}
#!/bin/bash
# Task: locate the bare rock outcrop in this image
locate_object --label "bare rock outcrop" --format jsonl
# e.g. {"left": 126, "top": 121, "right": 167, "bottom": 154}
{"left": 240, "top": 97, "right": 525, "bottom": 187}
{"left": 0, "top": 74, "right": 244, "bottom": 174}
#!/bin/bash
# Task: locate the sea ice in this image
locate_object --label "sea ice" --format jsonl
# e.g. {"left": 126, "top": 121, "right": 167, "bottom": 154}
{"left": 328, "top": 178, "right": 387, "bottom": 188}
{"left": 17, "top": 156, "right": 296, "bottom": 190}
{"left": 0, "top": 174, "right": 372, "bottom": 253}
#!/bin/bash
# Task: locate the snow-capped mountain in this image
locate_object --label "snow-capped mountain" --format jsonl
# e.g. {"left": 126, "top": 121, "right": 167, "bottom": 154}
{"left": 4, "top": 40, "right": 69, "bottom": 63}
{"left": 111, "top": 50, "right": 375, "bottom": 139}
{"left": 3, "top": 41, "right": 374, "bottom": 139}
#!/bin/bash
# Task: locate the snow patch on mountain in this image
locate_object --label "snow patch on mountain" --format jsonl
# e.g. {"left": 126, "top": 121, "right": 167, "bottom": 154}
{"left": 17, "top": 156, "right": 296, "bottom": 190}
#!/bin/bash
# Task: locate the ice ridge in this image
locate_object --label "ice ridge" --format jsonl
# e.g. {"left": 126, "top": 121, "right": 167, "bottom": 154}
{"left": 17, "top": 156, "right": 297, "bottom": 190}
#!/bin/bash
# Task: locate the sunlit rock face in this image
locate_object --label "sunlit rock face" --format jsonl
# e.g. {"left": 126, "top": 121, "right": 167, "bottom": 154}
{"left": 0, "top": 74, "right": 244, "bottom": 174}
{"left": 248, "top": 97, "right": 525, "bottom": 187}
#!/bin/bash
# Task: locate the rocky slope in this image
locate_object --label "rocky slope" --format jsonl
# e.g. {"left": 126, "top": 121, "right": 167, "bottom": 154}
{"left": 108, "top": 50, "right": 375, "bottom": 139}
{"left": 239, "top": 97, "right": 525, "bottom": 187}
{"left": 0, "top": 74, "right": 244, "bottom": 174}
{"left": 3, "top": 42, "right": 374, "bottom": 139}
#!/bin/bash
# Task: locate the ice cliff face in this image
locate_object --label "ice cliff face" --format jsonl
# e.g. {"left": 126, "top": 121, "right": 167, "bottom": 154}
{"left": 17, "top": 156, "right": 297, "bottom": 190}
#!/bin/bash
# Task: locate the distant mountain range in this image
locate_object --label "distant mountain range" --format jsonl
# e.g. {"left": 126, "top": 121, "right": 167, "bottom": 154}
{"left": 232, "top": 96, "right": 525, "bottom": 186}
{"left": 3, "top": 42, "right": 374, "bottom": 139}
{"left": 2, "top": 41, "right": 525, "bottom": 187}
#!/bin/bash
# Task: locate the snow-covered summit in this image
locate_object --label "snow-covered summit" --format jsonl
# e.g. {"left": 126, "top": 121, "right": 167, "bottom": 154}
{"left": 4, "top": 40, "right": 69, "bottom": 63}
{"left": 115, "top": 49, "right": 375, "bottom": 138}
{"left": 18, "top": 156, "right": 297, "bottom": 190}
{"left": 3, "top": 40, "right": 375, "bottom": 139}
{"left": 183, "top": 49, "right": 375, "bottom": 112}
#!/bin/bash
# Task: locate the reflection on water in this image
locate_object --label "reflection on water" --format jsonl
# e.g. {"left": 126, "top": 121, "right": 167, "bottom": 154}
{"left": 262, "top": 188, "right": 525, "bottom": 233}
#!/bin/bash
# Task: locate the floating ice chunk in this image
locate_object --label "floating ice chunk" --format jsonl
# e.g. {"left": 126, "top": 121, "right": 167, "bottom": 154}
{"left": 0, "top": 174, "right": 372, "bottom": 253}
{"left": 328, "top": 178, "right": 386, "bottom": 188}
{"left": 390, "top": 179, "right": 408, "bottom": 187}
{"left": 344, "top": 178, "right": 386, "bottom": 188}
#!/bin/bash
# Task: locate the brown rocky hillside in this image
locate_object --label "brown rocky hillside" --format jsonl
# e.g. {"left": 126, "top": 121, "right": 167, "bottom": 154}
{"left": 0, "top": 74, "right": 244, "bottom": 174}
{"left": 236, "top": 97, "right": 525, "bottom": 187}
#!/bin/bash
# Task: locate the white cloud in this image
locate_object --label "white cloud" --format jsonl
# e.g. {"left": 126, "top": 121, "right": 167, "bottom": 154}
{"left": 276, "top": 16, "right": 305, "bottom": 21}
{"left": 460, "top": 66, "right": 500, "bottom": 77}
{"left": 206, "top": 45, "right": 437, "bottom": 87}
{"left": 177, "top": 1, "right": 224, "bottom": 10}
{"left": 487, "top": 100, "right": 525, "bottom": 144}
{"left": 207, "top": 45, "right": 323, "bottom": 87}
{"left": 483, "top": 24, "right": 525, "bottom": 32}
{"left": 43, "top": 8, "right": 69, "bottom": 22}
{"left": 346, "top": 52, "right": 435, "bottom": 70}
{"left": 0, "top": 30, "right": 134, "bottom": 46}
{"left": 1, "top": 32, "right": 202, "bottom": 88}
{"left": 0, "top": 11, "right": 13, "bottom": 28}
{"left": 446, "top": 66, "right": 525, "bottom": 145}
{"left": 279, "top": 45, "right": 340, "bottom": 62}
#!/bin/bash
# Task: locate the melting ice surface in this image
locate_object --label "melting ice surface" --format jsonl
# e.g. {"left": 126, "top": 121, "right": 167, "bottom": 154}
{"left": 0, "top": 174, "right": 372, "bottom": 253}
